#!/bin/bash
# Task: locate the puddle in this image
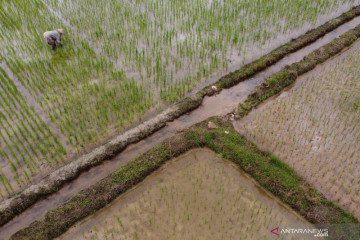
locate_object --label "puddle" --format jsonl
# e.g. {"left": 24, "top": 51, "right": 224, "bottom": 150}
{"left": 2, "top": 13, "right": 360, "bottom": 239}
{"left": 57, "top": 149, "right": 314, "bottom": 240}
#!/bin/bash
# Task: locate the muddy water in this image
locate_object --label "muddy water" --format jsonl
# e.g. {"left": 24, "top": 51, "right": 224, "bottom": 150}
{"left": 2, "top": 15, "right": 360, "bottom": 240}
{"left": 57, "top": 149, "right": 313, "bottom": 240}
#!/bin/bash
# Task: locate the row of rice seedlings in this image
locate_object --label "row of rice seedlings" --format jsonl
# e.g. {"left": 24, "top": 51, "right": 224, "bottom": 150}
{"left": 65, "top": 154, "right": 307, "bottom": 240}
{"left": 2, "top": 0, "right": 357, "bottom": 147}
{"left": 0, "top": 1, "right": 157, "bottom": 197}
{"left": 13, "top": 55, "right": 151, "bottom": 150}
{"left": 0, "top": 66, "right": 66, "bottom": 198}
{"left": 49, "top": 78, "right": 152, "bottom": 148}
{"left": 0, "top": 1, "right": 153, "bottom": 200}
{"left": 241, "top": 44, "right": 360, "bottom": 218}
{"left": 1, "top": 0, "right": 153, "bottom": 143}
{"left": 47, "top": 0, "right": 359, "bottom": 103}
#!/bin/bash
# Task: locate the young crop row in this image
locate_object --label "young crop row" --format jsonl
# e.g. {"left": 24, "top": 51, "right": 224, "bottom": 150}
{"left": 1, "top": 0, "right": 153, "bottom": 147}
{"left": 0, "top": 0, "right": 359, "bottom": 199}
{"left": 9, "top": 56, "right": 152, "bottom": 149}
{"left": 0, "top": 0, "right": 153, "bottom": 198}
{"left": 47, "top": 0, "right": 359, "bottom": 103}
{"left": 0, "top": 66, "right": 66, "bottom": 198}
{"left": 63, "top": 151, "right": 307, "bottom": 240}
{"left": 241, "top": 43, "right": 360, "bottom": 218}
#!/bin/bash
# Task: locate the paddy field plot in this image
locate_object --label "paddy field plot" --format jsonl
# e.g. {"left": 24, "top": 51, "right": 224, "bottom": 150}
{"left": 235, "top": 41, "right": 360, "bottom": 219}
{"left": 0, "top": 0, "right": 151, "bottom": 197}
{"left": 46, "top": 0, "right": 360, "bottom": 101}
{"left": 0, "top": 0, "right": 359, "bottom": 199}
{"left": 58, "top": 149, "right": 313, "bottom": 240}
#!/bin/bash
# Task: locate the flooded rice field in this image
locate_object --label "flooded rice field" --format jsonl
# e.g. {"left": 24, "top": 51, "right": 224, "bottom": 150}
{"left": 1, "top": 0, "right": 360, "bottom": 203}
{"left": 2, "top": 12, "right": 360, "bottom": 238}
{"left": 234, "top": 40, "right": 360, "bottom": 219}
{"left": 46, "top": 0, "right": 360, "bottom": 94}
{"left": 1, "top": 0, "right": 360, "bottom": 239}
{"left": 57, "top": 149, "right": 313, "bottom": 240}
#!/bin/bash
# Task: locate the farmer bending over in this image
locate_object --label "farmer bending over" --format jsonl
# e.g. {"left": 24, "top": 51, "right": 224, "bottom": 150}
{"left": 43, "top": 29, "right": 65, "bottom": 50}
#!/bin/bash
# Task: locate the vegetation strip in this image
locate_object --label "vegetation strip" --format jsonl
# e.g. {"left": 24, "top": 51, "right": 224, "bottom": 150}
{"left": 2, "top": 5, "right": 360, "bottom": 227}
{"left": 11, "top": 117, "right": 359, "bottom": 240}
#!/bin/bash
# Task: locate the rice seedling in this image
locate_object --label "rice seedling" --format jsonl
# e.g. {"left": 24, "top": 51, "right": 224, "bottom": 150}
{"left": 239, "top": 41, "right": 360, "bottom": 219}
{"left": 0, "top": 0, "right": 359, "bottom": 200}
{"left": 58, "top": 149, "right": 312, "bottom": 240}
{"left": 0, "top": 64, "right": 66, "bottom": 197}
{"left": 45, "top": 0, "right": 359, "bottom": 103}
{"left": 0, "top": 0, "right": 152, "bottom": 198}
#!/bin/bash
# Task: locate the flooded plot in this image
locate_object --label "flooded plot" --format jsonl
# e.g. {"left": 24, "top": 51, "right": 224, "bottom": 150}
{"left": 58, "top": 149, "right": 313, "bottom": 240}
{"left": 44, "top": 0, "right": 360, "bottom": 102}
{"left": 235, "top": 41, "right": 360, "bottom": 219}
{"left": 0, "top": 0, "right": 359, "bottom": 200}
{"left": 0, "top": 64, "right": 66, "bottom": 197}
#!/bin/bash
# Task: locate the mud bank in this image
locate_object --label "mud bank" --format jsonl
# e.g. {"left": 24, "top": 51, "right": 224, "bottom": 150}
{"left": 2, "top": 5, "right": 360, "bottom": 228}
{"left": 11, "top": 117, "right": 358, "bottom": 240}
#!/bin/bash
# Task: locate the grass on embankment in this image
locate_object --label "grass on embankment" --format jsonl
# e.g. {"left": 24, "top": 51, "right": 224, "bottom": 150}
{"left": 11, "top": 117, "right": 358, "bottom": 240}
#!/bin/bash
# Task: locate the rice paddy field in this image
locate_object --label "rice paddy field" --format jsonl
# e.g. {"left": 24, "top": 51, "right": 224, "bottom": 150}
{"left": 235, "top": 40, "right": 360, "bottom": 219}
{"left": 1, "top": 0, "right": 360, "bottom": 200}
{"left": 58, "top": 149, "right": 314, "bottom": 240}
